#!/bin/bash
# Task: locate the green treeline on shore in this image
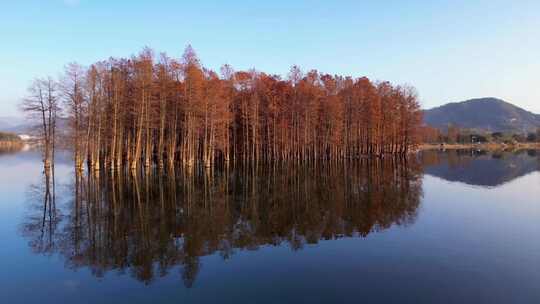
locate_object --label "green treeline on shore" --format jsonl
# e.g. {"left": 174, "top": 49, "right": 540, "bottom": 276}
{"left": 0, "top": 132, "right": 23, "bottom": 150}
{"left": 0, "top": 131, "right": 21, "bottom": 141}
{"left": 421, "top": 124, "right": 540, "bottom": 145}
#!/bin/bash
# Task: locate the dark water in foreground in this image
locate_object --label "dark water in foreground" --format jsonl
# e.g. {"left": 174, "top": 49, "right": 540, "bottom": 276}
{"left": 0, "top": 149, "right": 539, "bottom": 304}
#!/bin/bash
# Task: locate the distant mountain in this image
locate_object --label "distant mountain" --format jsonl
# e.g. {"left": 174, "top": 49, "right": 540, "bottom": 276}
{"left": 0, "top": 116, "right": 70, "bottom": 135}
{"left": 424, "top": 98, "right": 540, "bottom": 133}
{"left": 0, "top": 116, "right": 30, "bottom": 134}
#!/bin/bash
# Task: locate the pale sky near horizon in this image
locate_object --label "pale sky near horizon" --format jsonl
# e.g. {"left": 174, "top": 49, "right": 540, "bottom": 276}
{"left": 1, "top": 0, "right": 539, "bottom": 116}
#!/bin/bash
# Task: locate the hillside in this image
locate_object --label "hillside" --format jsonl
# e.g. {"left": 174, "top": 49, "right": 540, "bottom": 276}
{"left": 0, "top": 116, "right": 70, "bottom": 135}
{"left": 0, "top": 116, "right": 29, "bottom": 134}
{"left": 424, "top": 98, "right": 540, "bottom": 132}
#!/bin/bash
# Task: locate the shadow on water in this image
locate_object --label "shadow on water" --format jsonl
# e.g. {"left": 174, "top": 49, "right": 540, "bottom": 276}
{"left": 20, "top": 159, "right": 423, "bottom": 288}
{"left": 420, "top": 149, "right": 540, "bottom": 187}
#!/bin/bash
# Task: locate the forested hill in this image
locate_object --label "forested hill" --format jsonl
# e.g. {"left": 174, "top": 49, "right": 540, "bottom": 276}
{"left": 423, "top": 98, "right": 540, "bottom": 132}
{"left": 0, "top": 116, "right": 28, "bottom": 133}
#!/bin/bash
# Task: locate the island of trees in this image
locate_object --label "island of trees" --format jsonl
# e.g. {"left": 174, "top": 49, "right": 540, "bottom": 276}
{"left": 22, "top": 46, "right": 423, "bottom": 171}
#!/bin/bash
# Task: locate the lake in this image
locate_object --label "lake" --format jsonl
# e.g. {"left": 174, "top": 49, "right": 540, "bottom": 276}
{"left": 0, "top": 149, "right": 539, "bottom": 304}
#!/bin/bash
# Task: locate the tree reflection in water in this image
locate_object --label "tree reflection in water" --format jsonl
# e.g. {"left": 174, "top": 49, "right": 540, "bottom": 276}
{"left": 20, "top": 166, "right": 60, "bottom": 256}
{"left": 21, "top": 159, "right": 423, "bottom": 287}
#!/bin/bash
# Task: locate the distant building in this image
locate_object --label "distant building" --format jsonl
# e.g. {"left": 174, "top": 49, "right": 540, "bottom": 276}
{"left": 19, "top": 134, "right": 33, "bottom": 141}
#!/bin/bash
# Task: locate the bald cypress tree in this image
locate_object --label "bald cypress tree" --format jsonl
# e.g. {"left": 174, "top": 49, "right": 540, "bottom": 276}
{"left": 29, "top": 45, "right": 423, "bottom": 170}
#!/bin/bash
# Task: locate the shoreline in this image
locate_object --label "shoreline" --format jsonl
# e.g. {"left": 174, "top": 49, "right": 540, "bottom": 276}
{"left": 0, "top": 141, "right": 24, "bottom": 149}
{"left": 418, "top": 142, "right": 540, "bottom": 151}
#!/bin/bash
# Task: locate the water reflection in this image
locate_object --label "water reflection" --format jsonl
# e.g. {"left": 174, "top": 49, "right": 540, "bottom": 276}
{"left": 0, "top": 144, "right": 24, "bottom": 156}
{"left": 20, "top": 170, "right": 60, "bottom": 255}
{"left": 21, "top": 159, "right": 423, "bottom": 287}
{"left": 421, "top": 149, "right": 540, "bottom": 187}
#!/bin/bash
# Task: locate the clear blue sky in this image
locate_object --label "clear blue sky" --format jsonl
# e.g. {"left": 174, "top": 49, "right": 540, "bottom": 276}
{"left": 1, "top": 0, "right": 539, "bottom": 116}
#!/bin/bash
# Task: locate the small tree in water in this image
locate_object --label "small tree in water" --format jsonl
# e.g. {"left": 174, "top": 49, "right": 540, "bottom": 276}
{"left": 20, "top": 77, "right": 59, "bottom": 172}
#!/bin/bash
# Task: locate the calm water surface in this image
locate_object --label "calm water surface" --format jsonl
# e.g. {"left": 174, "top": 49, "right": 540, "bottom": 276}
{"left": 0, "top": 149, "right": 539, "bottom": 304}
